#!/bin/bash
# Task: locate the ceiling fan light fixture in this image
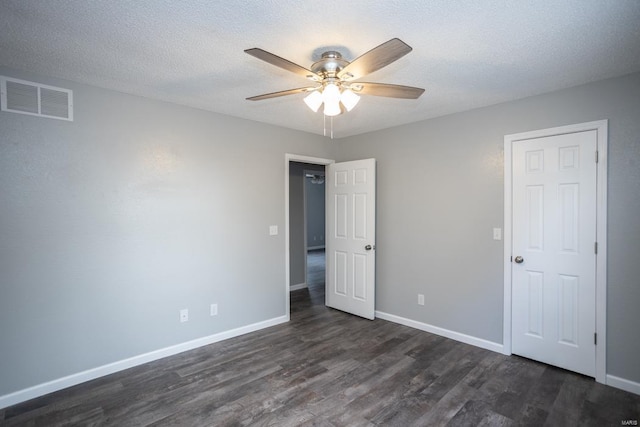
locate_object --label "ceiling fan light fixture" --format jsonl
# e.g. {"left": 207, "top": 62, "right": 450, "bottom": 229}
{"left": 323, "top": 99, "right": 341, "bottom": 116}
{"left": 322, "top": 83, "right": 340, "bottom": 104}
{"left": 322, "top": 83, "right": 342, "bottom": 116}
{"left": 245, "top": 39, "right": 424, "bottom": 123}
{"left": 303, "top": 90, "right": 323, "bottom": 112}
{"left": 340, "top": 89, "right": 360, "bottom": 112}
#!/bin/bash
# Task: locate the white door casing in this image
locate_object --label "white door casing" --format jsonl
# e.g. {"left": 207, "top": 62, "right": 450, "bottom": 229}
{"left": 326, "top": 159, "right": 376, "bottom": 320}
{"left": 503, "top": 120, "right": 607, "bottom": 383}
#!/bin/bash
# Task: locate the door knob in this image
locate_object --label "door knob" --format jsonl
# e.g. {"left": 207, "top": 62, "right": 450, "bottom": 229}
{"left": 514, "top": 256, "right": 524, "bottom": 264}
{"left": 365, "top": 245, "right": 373, "bottom": 251}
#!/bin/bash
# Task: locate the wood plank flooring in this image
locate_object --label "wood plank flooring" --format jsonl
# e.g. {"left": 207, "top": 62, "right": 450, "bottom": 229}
{"left": 306, "top": 249, "right": 325, "bottom": 288}
{"left": 2, "top": 271, "right": 639, "bottom": 425}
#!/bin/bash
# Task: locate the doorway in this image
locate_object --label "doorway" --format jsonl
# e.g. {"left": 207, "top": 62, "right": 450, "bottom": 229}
{"left": 285, "top": 154, "right": 377, "bottom": 321}
{"left": 503, "top": 120, "right": 608, "bottom": 383}
{"left": 304, "top": 169, "right": 326, "bottom": 295}
{"left": 287, "top": 162, "right": 326, "bottom": 291}
{"left": 284, "top": 154, "right": 334, "bottom": 318}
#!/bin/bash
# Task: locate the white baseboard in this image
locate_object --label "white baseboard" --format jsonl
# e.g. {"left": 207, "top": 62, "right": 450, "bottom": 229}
{"left": 375, "top": 311, "right": 640, "bottom": 396}
{"left": 607, "top": 374, "right": 640, "bottom": 396}
{"left": 375, "top": 310, "right": 504, "bottom": 354}
{"left": 290, "top": 283, "right": 307, "bottom": 291}
{"left": 307, "top": 245, "right": 325, "bottom": 251}
{"left": 5, "top": 311, "right": 636, "bottom": 411}
{"left": 0, "top": 315, "right": 289, "bottom": 410}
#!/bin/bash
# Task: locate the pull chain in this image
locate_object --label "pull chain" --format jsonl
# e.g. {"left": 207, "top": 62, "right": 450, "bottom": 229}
{"left": 331, "top": 116, "right": 334, "bottom": 139}
{"left": 322, "top": 115, "right": 334, "bottom": 139}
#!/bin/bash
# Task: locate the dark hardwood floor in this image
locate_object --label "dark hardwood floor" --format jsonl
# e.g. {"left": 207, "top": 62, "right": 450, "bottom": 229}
{"left": 2, "top": 259, "right": 639, "bottom": 425}
{"left": 306, "top": 249, "right": 326, "bottom": 290}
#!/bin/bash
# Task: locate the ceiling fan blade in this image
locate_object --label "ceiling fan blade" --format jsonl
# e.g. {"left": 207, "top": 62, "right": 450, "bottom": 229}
{"left": 351, "top": 82, "right": 425, "bottom": 99}
{"left": 246, "top": 87, "right": 317, "bottom": 101}
{"left": 338, "top": 38, "right": 413, "bottom": 80}
{"left": 245, "top": 48, "right": 320, "bottom": 80}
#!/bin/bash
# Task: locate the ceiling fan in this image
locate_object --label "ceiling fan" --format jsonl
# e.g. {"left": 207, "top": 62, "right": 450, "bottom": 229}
{"left": 244, "top": 38, "right": 425, "bottom": 117}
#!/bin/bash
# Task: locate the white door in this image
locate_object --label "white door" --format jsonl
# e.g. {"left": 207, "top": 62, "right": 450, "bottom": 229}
{"left": 511, "top": 130, "right": 597, "bottom": 377}
{"left": 326, "top": 159, "right": 376, "bottom": 320}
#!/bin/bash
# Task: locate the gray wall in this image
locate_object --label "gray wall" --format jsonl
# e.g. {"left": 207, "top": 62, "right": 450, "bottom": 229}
{"left": 334, "top": 72, "right": 640, "bottom": 384}
{"left": 305, "top": 174, "right": 325, "bottom": 248}
{"left": 0, "top": 67, "right": 334, "bottom": 396}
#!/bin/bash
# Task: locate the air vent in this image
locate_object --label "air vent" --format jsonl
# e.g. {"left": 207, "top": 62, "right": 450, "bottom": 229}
{"left": 1, "top": 76, "right": 73, "bottom": 121}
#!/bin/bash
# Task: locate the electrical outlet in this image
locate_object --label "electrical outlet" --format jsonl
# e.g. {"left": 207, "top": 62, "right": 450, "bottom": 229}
{"left": 180, "top": 308, "right": 189, "bottom": 322}
{"left": 418, "top": 294, "right": 425, "bottom": 306}
{"left": 210, "top": 303, "right": 218, "bottom": 316}
{"left": 269, "top": 225, "right": 278, "bottom": 235}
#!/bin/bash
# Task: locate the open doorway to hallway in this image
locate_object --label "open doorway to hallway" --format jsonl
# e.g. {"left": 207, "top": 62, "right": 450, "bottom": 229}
{"left": 288, "top": 161, "right": 326, "bottom": 306}
{"left": 304, "top": 168, "right": 326, "bottom": 298}
{"left": 285, "top": 154, "right": 333, "bottom": 317}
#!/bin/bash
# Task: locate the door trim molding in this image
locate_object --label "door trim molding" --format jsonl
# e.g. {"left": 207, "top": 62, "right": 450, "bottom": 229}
{"left": 503, "top": 120, "right": 608, "bottom": 384}
{"left": 285, "top": 154, "right": 334, "bottom": 318}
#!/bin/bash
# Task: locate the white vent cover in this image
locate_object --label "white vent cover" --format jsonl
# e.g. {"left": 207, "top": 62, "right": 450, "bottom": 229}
{"left": 1, "top": 76, "right": 73, "bottom": 121}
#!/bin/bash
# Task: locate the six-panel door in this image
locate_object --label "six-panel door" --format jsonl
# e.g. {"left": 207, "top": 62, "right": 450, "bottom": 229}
{"left": 326, "top": 159, "right": 376, "bottom": 320}
{"left": 512, "top": 131, "right": 597, "bottom": 377}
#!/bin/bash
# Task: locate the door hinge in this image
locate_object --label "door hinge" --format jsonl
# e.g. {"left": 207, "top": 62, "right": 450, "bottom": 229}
{"left": 594, "top": 332, "right": 597, "bottom": 345}
{"left": 595, "top": 242, "right": 598, "bottom": 254}
{"left": 595, "top": 150, "right": 599, "bottom": 163}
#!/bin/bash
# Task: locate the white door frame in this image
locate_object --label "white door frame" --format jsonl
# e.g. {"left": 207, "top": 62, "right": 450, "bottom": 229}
{"left": 503, "top": 120, "right": 608, "bottom": 384}
{"left": 285, "top": 154, "right": 334, "bottom": 319}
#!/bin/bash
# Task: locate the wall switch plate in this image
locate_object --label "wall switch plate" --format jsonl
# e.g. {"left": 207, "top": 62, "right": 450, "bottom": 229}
{"left": 418, "top": 294, "right": 425, "bottom": 306}
{"left": 210, "top": 303, "right": 218, "bottom": 316}
{"left": 269, "top": 225, "right": 278, "bottom": 236}
{"left": 180, "top": 309, "right": 188, "bottom": 322}
{"left": 493, "top": 228, "right": 502, "bottom": 240}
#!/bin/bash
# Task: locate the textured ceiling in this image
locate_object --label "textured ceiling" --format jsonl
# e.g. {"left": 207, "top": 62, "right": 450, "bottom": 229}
{"left": 1, "top": 0, "right": 640, "bottom": 138}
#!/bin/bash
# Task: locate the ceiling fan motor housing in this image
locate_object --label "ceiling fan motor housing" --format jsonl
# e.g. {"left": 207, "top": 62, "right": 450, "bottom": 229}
{"left": 311, "top": 51, "right": 350, "bottom": 78}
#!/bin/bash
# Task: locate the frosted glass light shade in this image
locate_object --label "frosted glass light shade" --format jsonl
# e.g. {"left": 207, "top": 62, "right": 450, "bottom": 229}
{"left": 303, "top": 90, "right": 323, "bottom": 112}
{"left": 322, "top": 83, "right": 340, "bottom": 104}
{"left": 303, "top": 83, "right": 361, "bottom": 117}
{"left": 322, "top": 83, "right": 341, "bottom": 116}
{"left": 340, "top": 89, "right": 360, "bottom": 111}
{"left": 323, "top": 100, "right": 341, "bottom": 116}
